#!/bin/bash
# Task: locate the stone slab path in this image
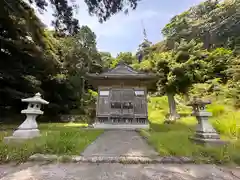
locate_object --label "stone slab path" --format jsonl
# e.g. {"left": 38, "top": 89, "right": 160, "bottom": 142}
{"left": 1, "top": 162, "right": 240, "bottom": 180}
{"left": 81, "top": 130, "right": 159, "bottom": 158}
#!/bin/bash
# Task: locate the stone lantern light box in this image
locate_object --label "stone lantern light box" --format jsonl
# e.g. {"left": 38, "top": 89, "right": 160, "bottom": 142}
{"left": 4, "top": 93, "right": 49, "bottom": 143}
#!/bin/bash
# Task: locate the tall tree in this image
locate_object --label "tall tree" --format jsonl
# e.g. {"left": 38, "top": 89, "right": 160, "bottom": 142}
{"left": 111, "top": 52, "right": 136, "bottom": 67}
{"left": 154, "top": 39, "right": 208, "bottom": 121}
{"left": 162, "top": 0, "right": 240, "bottom": 51}
{"left": 136, "top": 38, "right": 152, "bottom": 62}
{"left": 0, "top": 0, "right": 103, "bottom": 118}
{"left": 56, "top": 25, "right": 102, "bottom": 110}
{"left": 100, "top": 52, "right": 115, "bottom": 69}
{"left": 0, "top": 0, "right": 60, "bottom": 115}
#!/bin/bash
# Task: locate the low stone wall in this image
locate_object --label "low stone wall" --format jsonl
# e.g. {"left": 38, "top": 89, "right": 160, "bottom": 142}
{"left": 60, "top": 115, "right": 86, "bottom": 123}
{"left": 29, "top": 154, "right": 194, "bottom": 164}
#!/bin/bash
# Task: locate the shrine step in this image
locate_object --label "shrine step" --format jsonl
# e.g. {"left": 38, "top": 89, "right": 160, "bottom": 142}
{"left": 93, "top": 123, "right": 149, "bottom": 129}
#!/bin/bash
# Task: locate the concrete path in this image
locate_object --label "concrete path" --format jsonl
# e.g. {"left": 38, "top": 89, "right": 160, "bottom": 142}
{"left": 1, "top": 162, "right": 240, "bottom": 180}
{"left": 81, "top": 130, "right": 158, "bottom": 158}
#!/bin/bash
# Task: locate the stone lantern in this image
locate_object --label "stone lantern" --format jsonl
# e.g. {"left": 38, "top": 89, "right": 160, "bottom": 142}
{"left": 4, "top": 93, "right": 49, "bottom": 143}
{"left": 187, "top": 97, "right": 227, "bottom": 146}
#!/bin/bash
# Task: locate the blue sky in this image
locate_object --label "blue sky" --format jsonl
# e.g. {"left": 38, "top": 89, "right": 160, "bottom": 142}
{"left": 37, "top": 0, "right": 204, "bottom": 57}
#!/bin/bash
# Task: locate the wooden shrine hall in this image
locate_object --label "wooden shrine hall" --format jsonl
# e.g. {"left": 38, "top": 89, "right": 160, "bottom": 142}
{"left": 86, "top": 62, "right": 156, "bottom": 129}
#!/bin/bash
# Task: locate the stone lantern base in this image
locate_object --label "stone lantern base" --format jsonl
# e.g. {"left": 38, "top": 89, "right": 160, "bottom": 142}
{"left": 4, "top": 129, "right": 40, "bottom": 143}
{"left": 3, "top": 115, "right": 41, "bottom": 143}
{"left": 3, "top": 92, "right": 48, "bottom": 143}
{"left": 189, "top": 131, "right": 229, "bottom": 147}
{"left": 189, "top": 137, "right": 229, "bottom": 147}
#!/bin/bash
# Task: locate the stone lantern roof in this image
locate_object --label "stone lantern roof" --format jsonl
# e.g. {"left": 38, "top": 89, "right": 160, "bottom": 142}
{"left": 22, "top": 92, "right": 49, "bottom": 105}
{"left": 187, "top": 97, "right": 211, "bottom": 106}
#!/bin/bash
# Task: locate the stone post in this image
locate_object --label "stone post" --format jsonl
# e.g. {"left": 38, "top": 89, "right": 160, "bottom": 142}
{"left": 4, "top": 93, "right": 49, "bottom": 143}
{"left": 187, "top": 97, "right": 227, "bottom": 146}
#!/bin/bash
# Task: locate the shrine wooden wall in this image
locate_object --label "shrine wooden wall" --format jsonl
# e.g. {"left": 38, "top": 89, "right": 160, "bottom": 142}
{"left": 96, "top": 86, "right": 148, "bottom": 123}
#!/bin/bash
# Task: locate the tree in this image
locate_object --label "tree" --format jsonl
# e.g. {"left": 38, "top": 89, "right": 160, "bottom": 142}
{"left": 161, "top": 0, "right": 240, "bottom": 51}
{"left": 100, "top": 52, "right": 115, "bottom": 69}
{"left": 204, "top": 48, "right": 233, "bottom": 82}
{"left": 59, "top": 25, "right": 101, "bottom": 75}
{"left": 56, "top": 25, "right": 102, "bottom": 110}
{"left": 0, "top": 0, "right": 103, "bottom": 118}
{"left": 2, "top": 0, "right": 141, "bottom": 35}
{"left": 84, "top": 0, "right": 141, "bottom": 22}
{"left": 154, "top": 39, "right": 208, "bottom": 121}
{"left": 113, "top": 52, "right": 137, "bottom": 66}
{"left": 226, "top": 55, "right": 240, "bottom": 107}
{"left": 136, "top": 38, "right": 152, "bottom": 62}
{"left": 0, "top": 0, "right": 61, "bottom": 115}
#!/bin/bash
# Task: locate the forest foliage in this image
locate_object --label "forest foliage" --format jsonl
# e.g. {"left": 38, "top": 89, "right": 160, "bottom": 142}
{"left": 133, "top": 0, "right": 240, "bottom": 119}
{"left": 1, "top": 0, "right": 240, "bottom": 121}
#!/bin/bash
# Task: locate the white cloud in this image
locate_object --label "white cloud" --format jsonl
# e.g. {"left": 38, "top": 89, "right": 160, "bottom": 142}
{"left": 33, "top": 0, "right": 173, "bottom": 55}
{"left": 34, "top": 0, "right": 168, "bottom": 40}
{"left": 94, "top": 10, "right": 159, "bottom": 38}
{"left": 76, "top": 2, "right": 161, "bottom": 39}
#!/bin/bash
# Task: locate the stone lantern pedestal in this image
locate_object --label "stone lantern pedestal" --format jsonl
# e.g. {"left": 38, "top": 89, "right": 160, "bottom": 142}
{"left": 187, "top": 97, "right": 228, "bottom": 146}
{"left": 4, "top": 93, "right": 49, "bottom": 143}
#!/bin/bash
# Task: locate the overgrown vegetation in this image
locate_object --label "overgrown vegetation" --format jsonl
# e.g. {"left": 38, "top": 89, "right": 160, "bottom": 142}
{"left": 127, "top": 0, "right": 240, "bottom": 123}
{"left": 141, "top": 93, "right": 240, "bottom": 165}
{"left": 2, "top": 0, "right": 240, "bottom": 123}
{"left": 0, "top": 123, "right": 103, "bottom": 163}
{"left": 1, "top": 0, "right": 137, "bottom": 121}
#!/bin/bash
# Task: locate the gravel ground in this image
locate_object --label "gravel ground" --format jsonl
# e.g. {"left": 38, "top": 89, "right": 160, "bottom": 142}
{"left": 1, "top": 162, "right": 240, "bottom": 180}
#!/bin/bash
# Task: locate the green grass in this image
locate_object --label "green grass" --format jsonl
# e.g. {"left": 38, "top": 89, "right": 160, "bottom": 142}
{"left": 0, "top": 123, "right": 103, "bottom": 163}
{"left": 1, "top": 94, "right": 239, "bottom": 165}
{"left": 141, "top": 96, "right": 240, "bottom": 165}
{"left": 0, "top": 122, "right": 88, "bottom": 131}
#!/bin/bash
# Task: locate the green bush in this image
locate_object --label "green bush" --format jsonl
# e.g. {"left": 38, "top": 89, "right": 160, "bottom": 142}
{"left": 211, "top": 112, "right": 238, "bottom": 138}
{"left": 207, "top": 104, "right": 225, "bottom": 117}
{"left": 148, "top": 96, "right": 169, "bottom": 112}
{"left": 144, "top": 95, "right": 240, "bottom": 165}
{"left": 141, "top": 126, "right": 240, "bottom": 165}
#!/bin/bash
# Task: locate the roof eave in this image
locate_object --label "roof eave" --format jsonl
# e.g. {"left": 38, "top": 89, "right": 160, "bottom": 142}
{"left": 86, "top": 73, "right": 157, "bottom": 80}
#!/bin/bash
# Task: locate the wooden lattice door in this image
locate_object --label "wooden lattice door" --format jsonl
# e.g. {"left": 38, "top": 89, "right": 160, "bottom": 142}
{"left": 110, "top": 88, "right": 135, "bottom": 122}
{"left": 121, "top": 89, "right": 134, "bottom": 115}
{"left": 110, "top": 89, "right": 122, "bottom": 115}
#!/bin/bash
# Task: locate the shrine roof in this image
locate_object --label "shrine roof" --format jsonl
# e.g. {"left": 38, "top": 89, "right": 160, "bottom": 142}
{"left": 86, "top": 61, "right": 156, "bottom": 80}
